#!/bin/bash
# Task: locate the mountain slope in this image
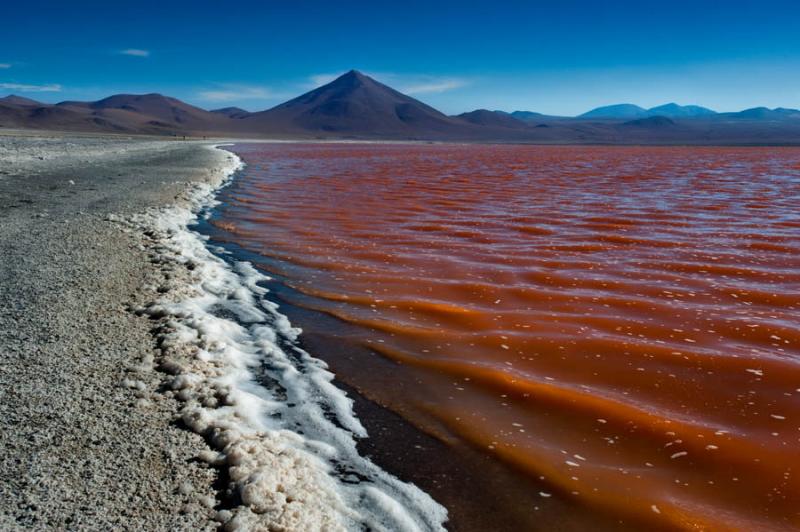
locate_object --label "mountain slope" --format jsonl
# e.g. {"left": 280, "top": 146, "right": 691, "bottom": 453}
{"left": 211, "top": 107, "right": 251, "bottom": 119}
{"left": 0, "top": 94, "right": 43, "bottom": 107}
{"left": 510, "top": 110, "right": 551, "bottom": 122}
{"left": 0, "top": 93, "right": 241, "bottom": 134}
{"left": 456, "top": 109, "right": 529, "bottom": 128}
{"left": 56, "top": 93, "right": 230, "bottom": 131}
{"left": 0, "top": 101, "right": 135, "bottom": 132}
{"left": 622, "top": 116, "right": 676, "bottom": 127}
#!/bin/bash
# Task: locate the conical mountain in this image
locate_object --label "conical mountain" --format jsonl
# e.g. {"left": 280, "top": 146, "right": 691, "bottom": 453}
{"left": 243, "top": 70, "right": 470, "bottom": 138}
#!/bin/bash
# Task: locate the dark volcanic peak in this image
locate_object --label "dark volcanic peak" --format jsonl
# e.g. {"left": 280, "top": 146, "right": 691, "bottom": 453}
{"left": 648, "top": 103, "right": 716, "bottom": 117}
{"left": 0, "top": 94, "right": 43, "bottom": 107}
{"left": 580, "top": 103, "right": 649, "bottom": 119}
{"left": 211, "top": 106, "right": 251, "bottom": 119}
{"left": 277, "top": 69, "right": 381, "bottom": 109}
{"left": 245, "top": 69, "right": 468, "bottom": 138}
{"left": 457, "top": 109, "right": 529, "bottom": 128}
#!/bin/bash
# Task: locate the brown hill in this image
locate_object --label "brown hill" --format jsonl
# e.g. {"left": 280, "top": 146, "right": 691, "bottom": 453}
{"left": 0, "top": 99, "right": 132, "bottom": 133}
{"left": 0, "top": 92, "right": 233, "bottom": 134}
{"left": 55, "top": 93, "right": 235, "bottom": 134}
{"left": 0, "top": 94, "right": 43, "bottom": 107}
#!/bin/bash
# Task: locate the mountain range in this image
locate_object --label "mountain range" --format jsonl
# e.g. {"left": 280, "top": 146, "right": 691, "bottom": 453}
{"left": 578, "top": 103, "right": 716, "bottom": 119}
{"left": 2, "top": 70, "right": 800, "bottom": 144}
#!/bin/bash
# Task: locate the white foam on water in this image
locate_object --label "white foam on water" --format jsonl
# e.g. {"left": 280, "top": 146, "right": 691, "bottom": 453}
{"left": 130, "top": 145, "right": 448, "bottom": 531}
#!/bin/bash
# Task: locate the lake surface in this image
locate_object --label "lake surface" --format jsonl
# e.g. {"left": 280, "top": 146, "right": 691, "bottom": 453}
{"left": 210, "top": 143, "right": 800, "bottom": 530}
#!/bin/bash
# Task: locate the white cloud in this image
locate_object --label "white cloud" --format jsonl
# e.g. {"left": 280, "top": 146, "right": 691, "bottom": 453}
{"left": 400, "top": 78, "right": 468, "bottom": 95}
{"left": 307, "top": 73, "right": 340, "bottom": 88}
{"left": 196, "top": 84, "right": 279, "bottom": 102}
{"left": 0, "top": 63, "right": 11, "bottom": 69}
{"left": 0, "top": 82, "right": 62, "bottom": 92}
{"left": 120, "top": 49, "right": 150, "bottom": 57}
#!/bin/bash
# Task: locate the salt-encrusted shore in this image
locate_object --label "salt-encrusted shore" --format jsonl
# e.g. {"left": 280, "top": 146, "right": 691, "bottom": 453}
{"left": 0, "top": 132, "right": 447, "bottom": 532}
{"left": 0, "top": 133, "right": 240, "bottom": 530}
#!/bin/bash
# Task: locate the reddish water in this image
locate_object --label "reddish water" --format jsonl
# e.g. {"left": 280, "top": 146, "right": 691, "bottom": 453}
{"left": 212, "top": 143, "right": 800, "bottom": 530}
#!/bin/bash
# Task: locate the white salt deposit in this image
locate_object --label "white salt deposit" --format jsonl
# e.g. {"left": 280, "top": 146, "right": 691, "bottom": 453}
{"left": 128, "top": 145, "right": 447, "bottom": 531}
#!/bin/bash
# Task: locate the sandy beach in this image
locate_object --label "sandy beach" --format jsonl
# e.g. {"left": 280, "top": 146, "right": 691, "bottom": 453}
{"left": 0, "top": 133, "right": 236, "bottom": 530}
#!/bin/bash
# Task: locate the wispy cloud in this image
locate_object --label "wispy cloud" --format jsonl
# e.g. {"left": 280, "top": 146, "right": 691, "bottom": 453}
{"left": 196, "top": 84, "right": 280, "bottom": 103}
{"left": 305, "top": 71, "right": 470, "bottom": 95}
{"left": 400, "top": 78, "right": 469, "bottom": 95}
{"left": 120, "top": 49, "right": 150, "bottom": 57}
{"left": 0, "top": 82, "right": 62, "bottom": 92}
{"left": 0, "top": 63, "right": 11, "bottom": 69}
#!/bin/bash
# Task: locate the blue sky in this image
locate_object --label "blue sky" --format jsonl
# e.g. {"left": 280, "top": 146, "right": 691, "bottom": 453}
{"left": 1, "top": 0, "right": 799, "bottom": 115}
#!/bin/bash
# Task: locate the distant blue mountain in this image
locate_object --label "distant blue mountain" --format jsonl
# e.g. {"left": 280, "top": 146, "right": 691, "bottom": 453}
{"left": 580, "top": 102, "right": 717, "bottom": 119}
{"left": 725, "top": 107, "right": 800, "bottom": 120}
{"left": 647, "top": 103, "right": 716, "bottom": 117}
{"left": 486, "top": 104, "right": 800, "bottom": 122}
{"left": 579, "top": 103, "right": 648, "bottom": 119}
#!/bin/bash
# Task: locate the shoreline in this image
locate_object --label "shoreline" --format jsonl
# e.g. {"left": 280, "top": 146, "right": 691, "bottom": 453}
{"left": 7, "top": 126, "right": 800, "bottom": 148}
{"left": 126, "top": 145, "right": 447, "bottom": 530}
{"left": 195, "top": 150, "right": 636, "bottom": 532}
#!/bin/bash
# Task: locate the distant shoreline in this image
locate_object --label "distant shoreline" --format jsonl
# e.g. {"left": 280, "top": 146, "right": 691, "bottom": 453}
{"left": 4, "top": 127, "right": 800, "bottom": 147}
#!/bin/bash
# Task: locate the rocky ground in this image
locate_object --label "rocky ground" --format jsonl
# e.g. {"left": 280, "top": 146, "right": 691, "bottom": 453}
{"left": 0, "top": 132, "right": 236, "bottom": 530}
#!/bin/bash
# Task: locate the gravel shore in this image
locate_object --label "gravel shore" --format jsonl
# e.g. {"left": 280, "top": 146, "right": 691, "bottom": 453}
{"left": 0, "top": 132, "right": 236, "bottom": 530}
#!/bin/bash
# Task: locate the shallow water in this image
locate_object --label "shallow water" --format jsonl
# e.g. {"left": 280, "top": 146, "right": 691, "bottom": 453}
{"left": 209, "top": 143, "right": 800, "bottom": 530}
